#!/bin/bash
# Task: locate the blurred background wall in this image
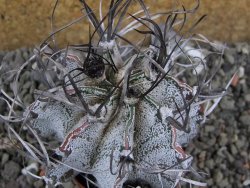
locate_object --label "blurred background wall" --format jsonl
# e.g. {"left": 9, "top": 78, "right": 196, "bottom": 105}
{"left": 0, "top": 0, "right": 249, "bottom": 50}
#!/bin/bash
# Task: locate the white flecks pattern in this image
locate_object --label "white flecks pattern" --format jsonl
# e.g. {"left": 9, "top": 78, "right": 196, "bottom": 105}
{"left": 25, "top": 37, "right": 209, "bottom": 188}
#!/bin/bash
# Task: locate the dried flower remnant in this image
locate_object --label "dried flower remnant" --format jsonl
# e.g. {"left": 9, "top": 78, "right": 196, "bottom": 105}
{"left": 0, "top": 0, "right": 233, "bottom": 187}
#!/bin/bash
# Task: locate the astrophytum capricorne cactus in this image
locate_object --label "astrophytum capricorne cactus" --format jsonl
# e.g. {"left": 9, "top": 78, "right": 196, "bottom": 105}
{"left": 1, "top": 0, "right": 233, "bottom": 187}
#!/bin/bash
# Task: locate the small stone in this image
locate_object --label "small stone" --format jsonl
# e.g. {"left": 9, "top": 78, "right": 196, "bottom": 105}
{"left": 20, "top": 88, "right": 28, "bottom": 97}
{"left": 213, "top": 170, "right": 224, "bottom": 184}
{"left": 207, "top": 178, "right": 213, "bottom": 186}
{"left": 238, "top": 66, "right": 245, "bottom": 78}
{"left": 23, "top": 94, "right": 33, "bottom": 104}
{"left": 33, "top": 180, "right": 44, "bottom": 188}
{"left": 0, "top": 99, "right": 6, "bottom": 114}
{"left": 232, "top": 134, "right": 238, "bottom": 143}
{"left": 38, "top": 83, "right": 47, "bottom": 90}
{"left": 243, "top": 179, "right": 250, "bottom": 186}
{"left": 1, "top": 161, "right": 21, "bottom": 180}
{"left": 20, "top": 71, "right": 31, "bottom": 82}
{"left": 240, "top": 151, "right": 248, "bottom": 158}
{"left": 220, "top": 97, "right": 235, "bottom": 110}
{"left": 230, "top": 144, "right": 238, "bottom": 155}
{"left": 198, "top": 161, "right": 205, "bottom": 168}
{"left": 219, "top": 163, "right": 227, "bottom": 171}
{"left": 205, "top": 159, "right": 215, "bottom": 169}
{"left": 14, "top": 49, "right": 25, "bottom": 66}
{"left": 21, "top": 47, "right": 31, "bottom": 60}
{"left": 236, "top": 98, "right": 246, "bottom": 109}
{"left": 5, "top": 180, "right": 19, "bottom": 188}
{"left": 62, "top": 181, "right": 75, "bottom": 188}
{"left": 205, "top": 125, "right": 215, "bottom": 132}
{"left": 244, "top": 94, "right": 250, "bottom": 102}
{"left": 224, "top": 49, "right": 235, "bottom": 64}
{"left": 224, "top": 150, "right": 234, "bottom": 163}
{"left": 2, "top": 51, "right": 15, "bottom": 63}
{"left": 208, "top": 137, "right": 217, "bottom": 147}
{"left": 0, "top": 52, "right": 5, "bottom": 62}
{"left": 22, "top": 81, "right": 32, "bottom": 89}
{"left": 16, "top": 174, "right": 30, "bottom": 188}
{"left": 242, "top": 45, "right": 249, "bottom": 54}
{"left": 22, "top": 51, "right": 30, "bottom": 60}
{"left": 194, "top": 140, "right": 209, "bottom": 150}
{"left": 239, "top": 114, "right": 250, "bottom": 126}
{"left": 235, "top": 138, "right": 245, "bottom": 149}
{"left": 219, "top": 133, "right": 228, "bottom": 146}
{"left": 199, "top": 151, "right": 206, "bottom": 160}
{"left": 219, "top": 178, "right": 229, "bottom": 187}
{"left": 1, "top": 153, "right": 9, "bottom": 166}
{"left": 234, "top": 160, "right": 243, "bottom": 169}
{"left": 26, "top": 174, "right": 37, "bottom": 185}
{"left": 217, "top": 147, "right": 226, "bottom": 158}
{"left": 236, "top": 43, "right": 249, "bottom": 54}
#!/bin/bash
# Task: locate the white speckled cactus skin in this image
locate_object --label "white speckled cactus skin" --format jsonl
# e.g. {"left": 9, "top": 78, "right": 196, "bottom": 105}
{"left": 28, "top": 52, "right": 203, "bottom": 187}
{"left": 29, "top": 51, "right": 203, "bottom": 187}
{"left": 2, "top": 1, "right": 230, "bottom": 187}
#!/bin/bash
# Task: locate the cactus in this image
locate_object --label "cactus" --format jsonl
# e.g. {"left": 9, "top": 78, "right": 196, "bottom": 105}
{"left": 0, "top": 1, "right": 233, "bottom": 187}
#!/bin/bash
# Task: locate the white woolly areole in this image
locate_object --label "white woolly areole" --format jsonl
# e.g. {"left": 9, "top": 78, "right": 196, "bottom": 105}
{"left": 99, "top": 40, "right": 115, "bottom": 50}
{"left": 159, "top": 106, "right": 173, "bottom": 122}
{"left": 120, "top": 149, "right": 134, "bottom": 160}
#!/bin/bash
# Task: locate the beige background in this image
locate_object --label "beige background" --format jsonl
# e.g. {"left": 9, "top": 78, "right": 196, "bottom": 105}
{"left": 0, "top": 0, "right": 249, "bottom": 50}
